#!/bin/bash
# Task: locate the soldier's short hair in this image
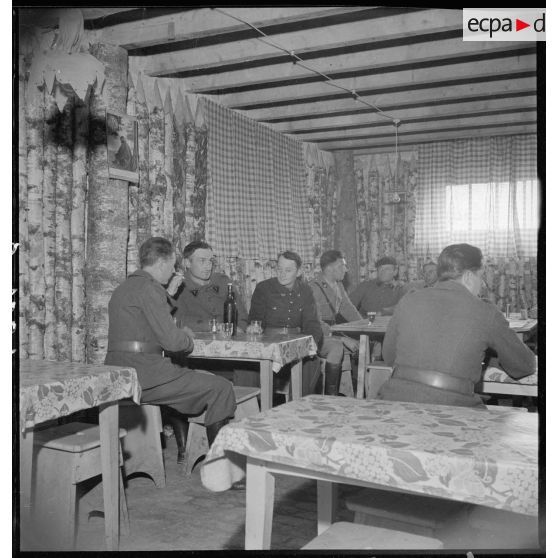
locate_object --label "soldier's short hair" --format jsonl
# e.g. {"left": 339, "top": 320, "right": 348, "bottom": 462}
{"left": 139, "top": 237, "right": 174, "bottom": 268}
{"left": 375, "top": 256, "right": 397, "bottom": 268}
{"left": 320, "top": 250, "right": 344, "bottom": 270}
{"left": 278, "top": 250, "right": 302, "bottom": 269}
{"left": 438, "top": 243, "right": 482, "bottom": 281}
{"left": 183, "top": 240, "right": 213, "bottom": 260}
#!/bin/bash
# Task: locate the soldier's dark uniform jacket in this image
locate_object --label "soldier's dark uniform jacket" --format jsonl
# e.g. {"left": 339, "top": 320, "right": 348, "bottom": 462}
{"left": 248, "top": 277, "right": 323, "bottom": 348}
{"left": 174, "top": 272, "right": 249, "bottom": 331}
{"left": 379, "top": 279, "right": 536, "bottom": 408}
{"left": 349, "top": 279, "right": 405, "bottom": 316}
{"left": 105, "top": 269, "right": 236, "bottom": 424}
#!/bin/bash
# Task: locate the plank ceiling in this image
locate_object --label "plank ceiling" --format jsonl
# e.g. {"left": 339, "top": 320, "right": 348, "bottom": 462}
{"left": 22, "top": 7, "right": 540, "bottom": 155}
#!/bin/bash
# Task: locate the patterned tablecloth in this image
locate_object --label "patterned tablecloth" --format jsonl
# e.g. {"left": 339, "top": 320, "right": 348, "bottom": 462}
{"left": 19, "top": 359, "right": 141, "bottom": 431}
{"left": 191, "top": 333, "right": 318, "bottom": 372}
{"left": 483, "top": 366, "right": 538, "bottom": 385}
{"left": 201, "top": 395, "right": 538, "bottom": 516}
{"left": 506, "top": 318, "right": 537, "bottom": 333}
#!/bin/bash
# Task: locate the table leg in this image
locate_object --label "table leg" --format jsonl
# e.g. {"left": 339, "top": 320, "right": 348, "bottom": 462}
{"left": 356, "top": 334, "right": 370, "bottom": 399}
{"left": 19, "top": 427, "right": 34, "bottom": 533}
{"left": 99, "top": 401, "right": 120, "bottom": 551}
{"left": 317, "top": 480, "right": 336, "bottom": 534}
{"left": 245, "top": 458, "right": 275, "bottom": 550}
{"left": 259, "top": 360, "right": 273, "bottom": 411}
{"left": 291, "top": 360, "right": 303, "bottom": 400}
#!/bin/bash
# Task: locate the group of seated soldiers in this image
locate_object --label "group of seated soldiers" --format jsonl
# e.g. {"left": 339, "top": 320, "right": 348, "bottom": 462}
{"left": 105, "top": 237, "right": 535, "bottom": 470}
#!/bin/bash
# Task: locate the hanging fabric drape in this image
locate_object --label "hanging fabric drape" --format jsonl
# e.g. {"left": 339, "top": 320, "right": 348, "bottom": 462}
{"left": 415, "top": 135, "right": 539, "bottom": 258}
{"left": 204, "top": 98, "right": 313, "bottom": 262}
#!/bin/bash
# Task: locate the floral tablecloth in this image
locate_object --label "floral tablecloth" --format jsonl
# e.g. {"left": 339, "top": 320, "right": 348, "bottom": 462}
{"left": 191, "top": 333, "right": 317, "bottom": 372}
{"left": 19, "top": 359, "right": 141, "bottom": 431}
{"left": 201, "top": 395, "right": 538, "bottom": 516}
{"left": 483, "top": 366, "right": 538, "bottom": 385}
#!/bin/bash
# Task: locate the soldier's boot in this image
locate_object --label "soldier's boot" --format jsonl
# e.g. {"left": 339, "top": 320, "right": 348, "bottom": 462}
{"left": 167, "top": 414, "right": 189, "bottom": 465}
{"left": 324, "top": 362, "right": 343, "bottom": 396}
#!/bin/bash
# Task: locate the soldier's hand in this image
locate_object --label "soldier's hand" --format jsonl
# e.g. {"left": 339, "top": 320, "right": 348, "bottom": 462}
{"left": 181, "top": 325, "right": 195, "bottom": 338}
{"left": 167, "top": 272, "right": 184, "bottom": 296}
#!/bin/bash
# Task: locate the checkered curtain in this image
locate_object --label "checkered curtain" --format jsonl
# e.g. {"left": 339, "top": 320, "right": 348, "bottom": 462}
{"left": 203, "top": 98, "right": 313, "bottom": 262}
{"left": 415, "top": 135, "right": 539, "bottom": 258}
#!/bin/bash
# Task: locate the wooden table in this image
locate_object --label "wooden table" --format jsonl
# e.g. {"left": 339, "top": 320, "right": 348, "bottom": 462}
{"left": 330, "top": 317, "right": 391, "bottom": 398}
{"left": 190, "top": 332, "right": 317, "bottom": 410}
{"left": 200, "top": 395, "right": 538, "bottom": 550}
{"left": 19, "top": 359, "right": 141, "bottom": 551}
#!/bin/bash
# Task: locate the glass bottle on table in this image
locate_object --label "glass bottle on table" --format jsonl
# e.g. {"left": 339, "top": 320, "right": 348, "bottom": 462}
{"left": 223, "top": 283, "right": 238, "bottom": 336}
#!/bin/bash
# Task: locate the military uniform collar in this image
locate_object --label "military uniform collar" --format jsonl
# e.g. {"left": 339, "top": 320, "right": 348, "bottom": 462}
{"left": 130, "top": 268, "right": 159, "bottom": 284}
{"left": 435, "top": 279, "right": 474, "bottom": 296}
{"left": 183, "top": 271, "right": 221, "bottom": 295}
{"left": 316, "top": 272, "right": 335, "bottom": 289}
{"left": 273, "top": 276, "right": 302, "bottom": 294}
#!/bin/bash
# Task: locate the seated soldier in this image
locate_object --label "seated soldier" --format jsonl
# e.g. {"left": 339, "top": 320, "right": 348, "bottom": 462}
{"left": 349, "top": 256, "right": 406, "bottom": 316}
{"left": 309, "top": 250, "right": 361, "bottom": 396}
{"left": 166, "top": 240, "right": 254, "bottom": 452}
{"left": 248, "top": 251, "right": 323, "bottom": 396}
{"left": 170, "top": 240, "right": 249, "bottom": 334}
{"left": 105, "top": 237, "right": 236, "bottom": 465}
{"left": 403, "top": 261, "right": 438, "bottom": 293}
{"left": 378, "top": 243, "right": 535, "bottom": 408}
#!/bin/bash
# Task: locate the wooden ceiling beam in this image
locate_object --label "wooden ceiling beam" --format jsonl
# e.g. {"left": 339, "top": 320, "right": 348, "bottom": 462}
{"left": 220, "top": 55, "right": 536, "bottom": 108}
{"left": 320, "top": 124, "right": 537, "bottom": 152}
{"left": 351, "top": 129, "right": 537, "bottom": 155}
{"left": 186, "top": 43, "right": 535, "bottom": 95}
{"left": 273, "top": 97, "right": 537, "bottom": 133}
{"left": 253, "top": 86, "right": 536, "bottom": 123}
{"left": 91, "top": 7, "right": 382, "bottom": 50}
{"left": 295, "top": 112, "right": 537, "bottom": 143}
{"left": 133, "top": 10, "right": 463, "bottom": 77}
{"left": 288, "top": 106, "right": 537, "bottom": 140}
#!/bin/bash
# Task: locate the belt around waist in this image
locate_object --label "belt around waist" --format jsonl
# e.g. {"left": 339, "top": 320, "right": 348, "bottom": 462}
{"left": 265, "top": 327, "right": 301, "bottom": 335}
{"left": 107, "top": 341, "right": 163, "bottom": 355}
{"left": 393, "top": 365, "right": 474, "bottom": 395}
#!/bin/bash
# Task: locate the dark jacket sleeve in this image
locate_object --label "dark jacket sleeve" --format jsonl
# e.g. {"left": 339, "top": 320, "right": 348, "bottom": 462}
{"left": 381, "top": 302, "right": 399, "bottom": 366}
{"left": 248, "top": 282, "right": 267, "bottom": 325}
{"left": 141, "top": 283, "right": 194, "bottom": 353}
{"left": 301, "top": 284, "right": 324, "bottom": 348}
{"left": 487, "top": 309, "right": 535, "bottom": 379}
{"left": 349, "top": 281, "right": 367, "bottom": 312}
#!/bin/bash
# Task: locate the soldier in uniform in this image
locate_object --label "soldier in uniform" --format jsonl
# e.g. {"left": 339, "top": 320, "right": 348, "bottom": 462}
{"left": 248, "top": 251, "right": 324, "bottom": 396}
{"left": 349, "top": 256, "right": 406, "bottom": 317}
{"left": 105, "top": 237, "right": 236, "bottom": 464}
{"left": 378, "top": 243, "right": 535, "bottom": 407}
{"left": 171, "top": 240, "right": 249, "bottom": 333}
{"left": 309, "top": 250, "right": 362, "bottom": 395}
{"left": 403, "top": 261, "right": 438, "bottom": 293}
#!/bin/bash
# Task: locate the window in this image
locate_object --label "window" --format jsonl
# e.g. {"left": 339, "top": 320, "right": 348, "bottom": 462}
{"left": 445, "top": 180, "right": 539, "bottom": 244}
{"left": 415, "top": 136, "right": 539, "bottom": 258}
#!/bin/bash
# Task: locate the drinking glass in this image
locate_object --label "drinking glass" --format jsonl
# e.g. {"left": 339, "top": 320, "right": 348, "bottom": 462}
{"left": 367, "top": 311, "right": 377, "bottom": 325}
{"left": 222, "top": 323, "right": 234, "bottom": 338}
{"left": 250, "top": 320, "right": 263, "bottom": 335}
{"left": 208, "top": 317, "right": 219, "bottom": 334}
